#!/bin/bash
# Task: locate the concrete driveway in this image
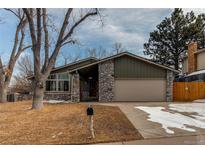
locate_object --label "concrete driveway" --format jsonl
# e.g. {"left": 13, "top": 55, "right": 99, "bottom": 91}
{"left": 99, "top": 102, "right": 205, "bottom": 140}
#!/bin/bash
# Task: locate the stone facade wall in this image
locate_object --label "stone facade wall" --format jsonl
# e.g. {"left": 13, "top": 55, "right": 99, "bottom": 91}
{"left": 71, "top": 72, "right": 80, "bottom": 102}
{"left": 166, "top": 70, "right": 174, "bottom": 102}
{"left": 98, "top": 60, "right": 115, "bottom": 102}
{"left": 44, "top": 92, "right": 71, "bottom": 101}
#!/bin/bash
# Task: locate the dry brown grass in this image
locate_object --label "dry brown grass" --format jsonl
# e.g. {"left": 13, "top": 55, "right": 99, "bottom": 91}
{"left": 0, "top": 101, "right": 143, "bottom": 144}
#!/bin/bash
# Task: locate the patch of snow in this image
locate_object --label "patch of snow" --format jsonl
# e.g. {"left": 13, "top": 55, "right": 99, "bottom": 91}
{"left": 135, "top": 104, "right": 205, "bottom": 134}
{"left": 169, "top": 103, "right": 205, "bottom": 123}
{"left": 192, "top": 115, "right": 205, "bottom": 121}
{"left": 169, "top": 103, "right": 205, "bottom": 119}
{"left": 43, "top": 100, "right": 67, "bottom": 104}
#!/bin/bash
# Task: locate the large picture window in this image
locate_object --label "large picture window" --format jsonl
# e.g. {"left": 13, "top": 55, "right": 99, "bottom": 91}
{"left": 46, "top": 72, "right": 70, "bottom": 92}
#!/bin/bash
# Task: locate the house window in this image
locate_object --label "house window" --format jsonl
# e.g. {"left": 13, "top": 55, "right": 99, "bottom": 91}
{"left": 46, "top": 81, "right": 57, "bottom": 91}
{"left": 48, "top": 74, "right": 57, "bottom": 79}
{"left": 58, "top": 73, "right": 69, "bottom": 79}
{"left": 46, "top": 72, "right": 70, "bottom": 92}
{"left": 58, "top": 81, "right": 69, "bottom": 91}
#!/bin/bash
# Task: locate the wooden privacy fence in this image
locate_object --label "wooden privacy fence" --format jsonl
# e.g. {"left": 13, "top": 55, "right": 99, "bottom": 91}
{"left": 173, "top": 82, "right": 205, "bottom": 101}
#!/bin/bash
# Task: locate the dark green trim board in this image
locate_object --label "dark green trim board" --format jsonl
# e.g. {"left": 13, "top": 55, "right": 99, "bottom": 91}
{"left": 114, "top": 55, "right": 166, "bottom": 79}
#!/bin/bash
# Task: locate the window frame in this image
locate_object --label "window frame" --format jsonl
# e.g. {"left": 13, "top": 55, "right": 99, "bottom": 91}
{"left": 46, "top": 72, "right": 70, "bottom": 92}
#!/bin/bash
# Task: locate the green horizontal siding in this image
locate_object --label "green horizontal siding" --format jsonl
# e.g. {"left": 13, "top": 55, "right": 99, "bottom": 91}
{"left": 114, "top": 56, "right": 166, "bottom": 79}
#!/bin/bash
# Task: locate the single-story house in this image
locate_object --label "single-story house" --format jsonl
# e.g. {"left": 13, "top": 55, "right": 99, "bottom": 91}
{"left": 44, "top": 52, "right": 178, "bottom": 102}
{"left": 179, "top": 42, "right": 205, "bottom": 82}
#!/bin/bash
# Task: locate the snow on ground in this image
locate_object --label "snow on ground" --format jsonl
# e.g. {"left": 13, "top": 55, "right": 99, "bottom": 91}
{"left": 135, "top": 103, "right": 205, "bottom": 134}
{"left": 193, "top": 99, "right": 205, "bottom": 103}
{"left": 43, "top": 100, "right": 68, "bottom": 104}
{"left": 169, "top": 103, "right": 205, "bottom": 121}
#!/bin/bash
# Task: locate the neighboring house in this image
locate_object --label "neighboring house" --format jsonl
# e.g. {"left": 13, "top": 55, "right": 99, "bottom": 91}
{"left": 44, "top": 52, "right": 178, "bottom": 102}
{"left": 181, "top": 42, "right": 205, "bottom": 81}
{"left": 7, "top": 87, "right": 32, "bottom": 102}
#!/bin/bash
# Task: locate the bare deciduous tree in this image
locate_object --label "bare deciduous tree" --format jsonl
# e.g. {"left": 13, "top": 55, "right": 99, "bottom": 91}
{"left": 0, "top": 9, "right": 30, "bottom": 103}
{"left": 112, "top": 42, "right": 126, "bottom": 54}
{"left": 60, "top": 50, "right": 82, "bottom": 65}
{"left": 12, "top": 54, "right": 33, "bottom": 93}
{"left": 86, "top": 46, "right": 109, "bottom": 59}
{"left": 23, "top": 8, "right": 98, "bottom": 109}
{"left": 87, "top": 48, "right": 97, "bottom": 58}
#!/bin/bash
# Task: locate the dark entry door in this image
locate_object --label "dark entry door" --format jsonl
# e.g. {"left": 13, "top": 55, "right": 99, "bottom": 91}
{"left": 80, "top": 78, "right": 98, "bottom": 101}
{"left": 88, "top": 79, "right": 98, "bottom": 97}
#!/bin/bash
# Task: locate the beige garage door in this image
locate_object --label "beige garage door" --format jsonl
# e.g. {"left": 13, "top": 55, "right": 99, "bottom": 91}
{"left": 114, "top": 79, "right": 166, "bottom": 102}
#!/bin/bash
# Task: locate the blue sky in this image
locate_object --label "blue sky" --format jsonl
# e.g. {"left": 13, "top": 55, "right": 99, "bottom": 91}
{"left": 1, "top": 8, "right": 205, "bottom": 69}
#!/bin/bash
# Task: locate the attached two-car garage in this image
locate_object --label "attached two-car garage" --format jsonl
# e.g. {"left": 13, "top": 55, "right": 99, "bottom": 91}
{"left": 114, "top": 79, "right": 166, "bottom": 102}
{"left": 113, "top": 54, "right": 170, "bottom": 102}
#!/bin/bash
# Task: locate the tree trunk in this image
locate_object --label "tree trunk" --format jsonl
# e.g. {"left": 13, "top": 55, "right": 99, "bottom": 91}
{"left": 32, "top": 82, "right": 44, "bottom": 109}
{"left": 174, "top": 57, "right": 179, "bottom": 71}
{"left": 0, "top": 85, "right": 7, "bottom": 103}
{"left": 174, "top": 64, "right": 179, "bottom": 70}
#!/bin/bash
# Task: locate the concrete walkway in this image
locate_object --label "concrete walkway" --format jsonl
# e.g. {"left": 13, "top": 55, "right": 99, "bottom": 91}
{"left": 96, "top": 102, "right": 205, "bottom": 144}
{"left": 98, "top": 134, "right": 205, "bottom": 145}
{"left": 116, "top": 102, "right": 171, "bottom": 139}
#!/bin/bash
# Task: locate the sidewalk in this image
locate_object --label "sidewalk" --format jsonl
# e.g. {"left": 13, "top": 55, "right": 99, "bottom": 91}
{"left": 97, "top": 134, "right": 205, "bottom": 145}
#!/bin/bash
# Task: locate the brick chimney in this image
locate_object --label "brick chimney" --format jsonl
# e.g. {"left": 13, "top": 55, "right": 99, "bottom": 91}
{"left": 188, "top": 42, "right": 197, "bottom": 73}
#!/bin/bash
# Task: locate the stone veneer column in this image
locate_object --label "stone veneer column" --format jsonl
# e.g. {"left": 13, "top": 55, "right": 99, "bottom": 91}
{"left": 166, "top": 70, "right": 174, "bottom": 102}
{"left": 71, "top": 72, "right": 80, "bottom": 102}
{"left": 98, "top": 60, "right": 114, "bottom": 102}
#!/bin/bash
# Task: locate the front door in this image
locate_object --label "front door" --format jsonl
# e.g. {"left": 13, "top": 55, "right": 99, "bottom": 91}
{"left": 80, "top": 77, "right": 98, "bottom": 101}
{"left": 88, "top": 78, "right": 98, "bottom": 97}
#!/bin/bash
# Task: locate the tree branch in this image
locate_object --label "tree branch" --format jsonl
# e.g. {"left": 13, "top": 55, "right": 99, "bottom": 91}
{"left": 61, "top": 9, "right": 98, "bottom": 43}
{"left": 60, "top": 40, "right": 76, "bottom": 47}
{"left": 15, "top": 28, "right": 25, "bottom": 60}
{"left": 15, "top": 45, "right": 32, "bottom": 62}
{"left": 9, "top": 23, "right": 21, "bottom": 63}
{"left": 44, "top": 9, "right": 98, "bottom": 77}
{"left": 21, "top": 45, "right": 32, "bottom": 52}
{"left": 4, "top": 8, "right": 20, "bottom": 19}
{"left": 23, "top": 9, "right": 37, "bottom": 47}
{"left": 42, "top": 8, "right": 49, "bottom": 69}
{"left": 7, "top": 11, "right": 28, "bottom": 77}
{"left": 0, "top": 57, "right": 4, "bottom": 74}
{"left": 0, "top": 9, "right": 29, "bottom": 88}
{"left": 36, "top": 8, "right": 42, "bottom": 52}
{"left": 42, "top": 8, "right": 73, "bottom": 75}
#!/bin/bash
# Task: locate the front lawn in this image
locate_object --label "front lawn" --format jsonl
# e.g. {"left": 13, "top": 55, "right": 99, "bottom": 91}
{"left": 0, "top": 101, "right": 143, "bottom": 144}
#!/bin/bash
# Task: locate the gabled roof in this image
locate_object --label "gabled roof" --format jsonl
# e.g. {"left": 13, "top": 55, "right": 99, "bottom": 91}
{"left": 51, "top": 57, "right": 98, "bottom": 72}
{"left": 69, "top": 52, "right": 179, "bottom": 73}
{"left": 27, "top": 57, "right": 98, "bottom": 79}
